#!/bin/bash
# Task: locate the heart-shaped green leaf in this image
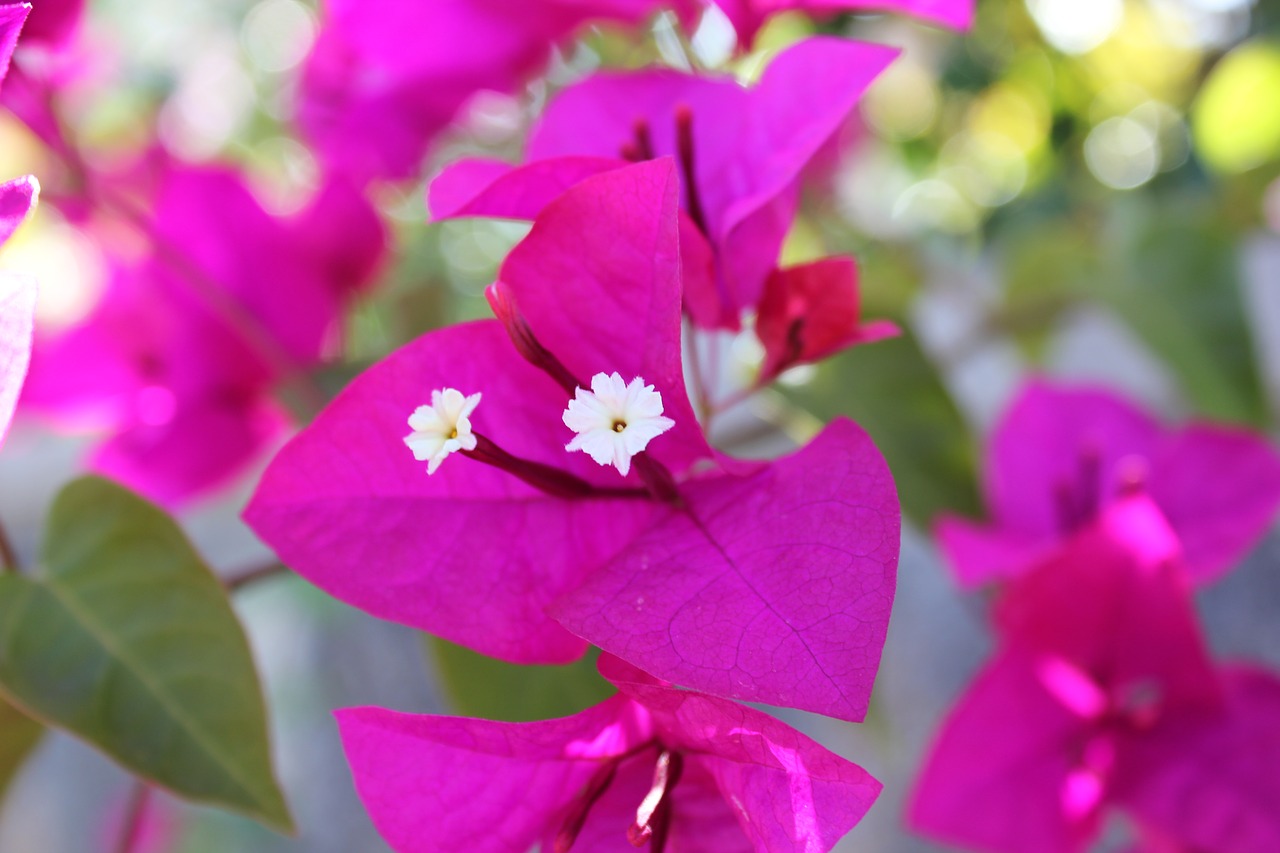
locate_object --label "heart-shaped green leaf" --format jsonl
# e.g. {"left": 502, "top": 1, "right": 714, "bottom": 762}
{"left": 0, "top": 477, "right": 292, "bottom": 831}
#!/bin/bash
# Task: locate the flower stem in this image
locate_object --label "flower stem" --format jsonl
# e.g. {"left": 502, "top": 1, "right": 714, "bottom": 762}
{"left": 465, "top": 435, "right": 648, "bottom": 501}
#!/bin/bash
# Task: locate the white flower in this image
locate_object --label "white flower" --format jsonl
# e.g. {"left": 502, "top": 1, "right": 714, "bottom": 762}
{"left": 563, "top": 372, "right": 675, "bottom": 476}
{"left": 404, "top": 389, "right": 481, "bottom": 474}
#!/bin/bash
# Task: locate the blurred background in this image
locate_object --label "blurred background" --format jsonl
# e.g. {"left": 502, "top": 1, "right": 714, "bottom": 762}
{"left": 0, "top": 0, "right": 1278, "bottom": 849}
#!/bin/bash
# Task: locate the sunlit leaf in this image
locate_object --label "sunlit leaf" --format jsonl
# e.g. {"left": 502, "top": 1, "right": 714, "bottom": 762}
{"left": 0, "top": 477, "right": 293, "bottom": 831}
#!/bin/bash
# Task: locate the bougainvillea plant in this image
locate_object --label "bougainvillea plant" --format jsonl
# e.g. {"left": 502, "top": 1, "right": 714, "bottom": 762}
{"left": 935, "top": 381, "right": 1280, "bottom": 589}
{"left": 914, "top": 386, "right": 1280, "bottom": 853}
{"left": 246, "top": 161, "right": 901, "bottom": 723}
{"left": 3, "top": 0, "right": 1280, "bottom": 851}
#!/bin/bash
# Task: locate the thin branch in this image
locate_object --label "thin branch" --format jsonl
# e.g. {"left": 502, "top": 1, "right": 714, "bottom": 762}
{"left": 223, "top": 561, "right": 292, "bottom": 593}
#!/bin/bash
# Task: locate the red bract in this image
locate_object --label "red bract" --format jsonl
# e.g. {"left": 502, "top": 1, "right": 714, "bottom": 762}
{"left": 245, "top": 161, "right": 899, "bottom": 721}
{"left": 337, "top": 655, "right": 882, "bottom": 853}
{"left": 755, "top": 257, "right": 897, "bottom": 383}
{"left": 934, "top": 380, "right": 1280, "bottom": 587}
{"left": 297, "top": 0, "right": 696, "bottom": 182}
{"left": 429, "top": 36, "right": 897, "bottom": 331}
{"left": 22, "top": 163, "right": 386, "bottom": 505}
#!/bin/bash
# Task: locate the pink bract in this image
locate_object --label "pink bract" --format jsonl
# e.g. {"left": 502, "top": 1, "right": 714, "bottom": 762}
{"left": 337, "top": 655, "right": 881, "bottom": 853}
{"left": 18, "top": 0, "right": 80, "bottom": 48}
{"left": 0, "top": 176, "right": 38, "bottom": 448}
{"left": 297, "top": 0, "right": 695, "bottom": 181}
{"left": 245, "top": 161, "right": 899, "bottom": 720}
{"left": 428, "top": 36, "right": 897, "bottom": 329}
{"left": 22, "top": 162, "right": 386, "bottom": 505}
{"left": 0, "top": 3, "right": 28, "bottom": 77}
{"left": 708, "top": 0, "right": 974, "bottom": 48}
{"left": 935, "top": 379, "right": 1280, "bottom": 587}
{"left": 1113, "top": 665, "right": 1280, "bottom": 853}
{"left": 910, "top": 496, "right": 1228, "bottom": 853}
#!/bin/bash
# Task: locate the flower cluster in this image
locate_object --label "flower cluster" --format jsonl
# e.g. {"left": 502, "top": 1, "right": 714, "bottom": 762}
{"left": 910, "top": 382, "right": 1280, "bottom": 853}
{"left": 8, "top": 0, "right": 1275, "bottom": 851}
{"left": 237, "top": 0, "right": 983, "bottom": 847}
{"left": 247, "top": 161, "right": 901, "bottom": 724}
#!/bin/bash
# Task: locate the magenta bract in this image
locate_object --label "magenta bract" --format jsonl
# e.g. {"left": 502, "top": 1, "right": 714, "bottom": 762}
{"left": 1113, "top": 665, "right": 1280, "bottom": 853}
{"left": 0, "top": 175, "right": 38, "bottom": 447}
{"left": 245, "top": 161, "right": 899, "bottom": 720}
{"left": 18, "top": 0, "right": 80, "bottom": 48}
{"left": 337, "top": 654, "right": 881, "bottom": 853}
{"left": 0, "top": 3, "right": 28, "bottom": 79}
{"left": 429, "top": 36, "right": 897, "bottom": 329}
{"left": 935, "top": 380, "right": 1280, "bottom": 587}
{"left": 297, "top": 0, "right": 693, "bottom": 181}
{"left": 911, "top": 496, "right": 1238, "bottom": 853}
{"left": 708, "top": 0, "right": 974, "bottom": 49}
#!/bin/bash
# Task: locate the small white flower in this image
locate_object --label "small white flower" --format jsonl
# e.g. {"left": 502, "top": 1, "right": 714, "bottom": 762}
{"left": 563, "top": 372, "right": 675, "bottom": 476}
{"left": 404, "top": 388, "right": 481, "bottom": 474}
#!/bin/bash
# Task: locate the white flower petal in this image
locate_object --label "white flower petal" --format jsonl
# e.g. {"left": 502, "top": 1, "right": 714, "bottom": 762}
{"left": 562, "top": 372, "right": 675, "bottom": 476}
{"left": 404, "top": 387, "right": 481, "bottom": 474}
{"left": 404, "top": 432, "right": 446, "bottom": 462}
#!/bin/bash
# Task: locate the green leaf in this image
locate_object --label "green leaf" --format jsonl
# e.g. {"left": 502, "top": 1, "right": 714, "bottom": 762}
{"left": 782, "top": 331, "right": 982, "bottom": 526}
{"left": 0, "top": 477, "right": 293, "bottom": 832}
{"left": 428, "top": 638, "right": 614, "bottom": 722}
{"left": 1097, "top": 207, "right": 1269, "bottom": 427}
{"left": 0, "top": 697, "right": 41, "bottom": 797}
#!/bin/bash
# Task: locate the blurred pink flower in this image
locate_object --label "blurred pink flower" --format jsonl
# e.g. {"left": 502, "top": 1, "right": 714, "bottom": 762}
{"left": 910, "top": 496, "right": 1231, "bottom": 853}
{"left": 19, "top": 0, "right": 81, "bottom": 48}
{"left": 0, "top": 176, "right": 39, "bottom": 448}
{"left": 935, "top": 380, "right": 1280, "bottom": 588}
{"left": 0, "top": 7, "right": 39, "bottom": 449}
{"left": 297, "top": 0, "right": 697, "bottom": 181}
{"left": 22, "top": 162, "right": 386, "bottom": 505}
{"left": 0, "top": 2, "right": 27, "bottom": 74}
